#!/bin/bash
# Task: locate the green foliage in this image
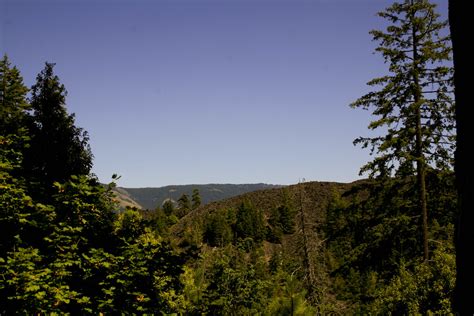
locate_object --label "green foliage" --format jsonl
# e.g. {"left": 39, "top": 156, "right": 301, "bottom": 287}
{"left": 180, "top": 264, "right": 205, "bottom": 312}
{"left": 351, "top": 0, "right": 455, "bottom": 263}
{"left": 114, "top": 208, "right": 146, "bottom": 241}
{"left": 192, "top": 188, "right": 201, "bottom": 209}
{"left": 0, "top": 55, "right": 29, "bottom": 140}
{"left": 351, "top": 0, "right": 454, "bottom": 177}
{"left": 0, "top": 60, "right": 188, "bottom": 312}
{"left": 203, "top": 209, "right": 233, "bottom": 247}
{"left": 266, "top": 269, "right": 316, "bottom": 316}
{"left": 0, "top": 135, "right": 55, "bottom": 255}
{"left": 0, "top": 246, "right": 85, "bottom": 313}
{"left": 52, "top": 175, "right": 117, "bottom": 251}
{"left": 23, "top": 62, "right": 93, "bottom": 197}
{"left": 266, "top": 223, "right": 283, "bottom": 244}
{"left": 203, "top": 248, "right": 271, "bottom": 315}
{"left": 277, "top": 204, "right": 295, "bottom": 234}
{"left": 162, "top": 199, "right": 175, "bottom": 216}
{"left": 326, "top": 174, "right": 456, "bottom": 313}
{"left": 0, "top": 174, "right": 187, "bottom": 313}
{"left": 234, "top": 201, "right": 266, "bottom": 243}
{"left": 269, "top": 189, "right": 296, "bottom": 236}
{"left": 91, "top": 230, "right": 186, "bottom": 313}
{"left": 177, "top": 193, "right": 191, "bottom": 217}
{"left": 327, "top": 180, "right": 417, "bottom": 275}
{"left": 368, "top": 246, "right": 455, "bottom": 315}
{"left": 141, "top": 206, "right": 171, "bottom": 236}
{"left": 0, "top": 39, "right": 459, "bottom": 315}
{"left": 181, "top": 246, "right": 317, "bottom": 316}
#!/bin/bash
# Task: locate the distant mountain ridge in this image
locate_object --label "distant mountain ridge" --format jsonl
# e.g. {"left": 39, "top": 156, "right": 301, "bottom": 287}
{"left": 114, "top": 183, "right": 282, "bottom": 210}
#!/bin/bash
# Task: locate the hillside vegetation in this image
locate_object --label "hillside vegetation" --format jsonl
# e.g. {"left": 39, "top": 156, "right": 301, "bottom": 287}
{"left": 1, "top": 0, "right": 459, "bottom": 312}
{"left": 172, "top": 181, "right": 349, "bottom": 238}
{"left": 164, "top": 176, "right": 455, "bottom": 314}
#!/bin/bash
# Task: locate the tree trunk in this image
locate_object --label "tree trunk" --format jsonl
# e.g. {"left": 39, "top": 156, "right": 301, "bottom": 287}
{"left": 450, "top": 0, "right": 473, "bottom": 314}
{"left": 411, "top": 7, "right": 429, "bottom": 261}
{"left": 416, "top": 108, "right": 429, "bottom": 261}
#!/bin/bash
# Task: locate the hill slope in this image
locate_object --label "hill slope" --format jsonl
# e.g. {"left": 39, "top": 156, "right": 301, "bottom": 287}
{"left": 172, "top": 180, "right": 352, "bottom": 237}
{"left": 170, "top": 180, "right": 355, "bottom": 312}
{"left": 169, "top": 176, "right": 455, "bottom": 314}
{"left": 115, "top": 183, "right": 281, "bottom": 210}
{"left": 112, "top": 187, "right": 144, "bottom": 210}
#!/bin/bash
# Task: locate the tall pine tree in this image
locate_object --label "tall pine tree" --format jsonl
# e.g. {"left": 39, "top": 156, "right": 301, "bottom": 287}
{"left": 351, "top": 0, "right": 455, "bottom": 260}
{"left": 23, "top": 63, "right": 93, "bottom": 196}
{"left": 0, "top": 55, "right": 29, "bottom": 142}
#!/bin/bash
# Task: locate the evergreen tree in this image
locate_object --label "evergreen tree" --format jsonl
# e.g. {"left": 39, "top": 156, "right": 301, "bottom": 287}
{"left": 234, "top": 201, "right": 265, "bottom": 242}
{"left": 272, "top": 190, "right": 295, "bottom": 234}
{"left": 268, "top": 191, "right": 295, "bottom": 242}
{"left": 177, "top": 193, "right": 191, "bottom": 218}
{"left": 204, "top": 210, "right": 233, "bottom": 247}
{"left": 0, "top": 55, "right": 29, "bottom": 138}
{"left": 351, "top": 0, "right": 454, "bottom": 260}
{"left": 23, "top": 62, "right": 93, "bottom": 196}
{"left": 192, "top": 188, "right": 201, "bottom": 209}
{"left": 142, "top": 207, "right": 170, "bottom": 236}
{"left": 278, "top": 204, "right": 295, "bottom": 235}
{"left": 1, "top": 60, "right": 189, "bottom": 314}
{"left": 268, "top": 207, "right": 284, "bottom": 243}
{"left": 162, "top": 199, "right": 175, "bottom": 217}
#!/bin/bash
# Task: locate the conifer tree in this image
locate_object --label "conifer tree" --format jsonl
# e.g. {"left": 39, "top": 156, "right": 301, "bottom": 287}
{"left": 0, "top": 55, "right": 29, "bottom": 138}
{"left": 278, "top": 190, "right": 296, "bottom": 234}
{"left": 162, "top": 199, "right": 175, "bottom": 216}
{"left": 23, "top": 63, "right": 93, "bottom": 195}
{"left": 351, "top": 0, "right": 454, "bottom": 260}
{"left": 177, "top": 193, "right": 191, "bottom": 217}
{"left": 234, "top": 201, "right": 265, "bottom": 242}
{"left": 192, "top": 188, "right": 201, "bottom": 209}
{"left": 204, "top": 210, "right": 233, "bottom": 247}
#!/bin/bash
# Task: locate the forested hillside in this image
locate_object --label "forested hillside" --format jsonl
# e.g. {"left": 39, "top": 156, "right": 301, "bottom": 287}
{"left": 1, "top": 0, "right": 462, "bottom": 313}
{"left": 168, "top": 177, "right": 455, "bottom": 314}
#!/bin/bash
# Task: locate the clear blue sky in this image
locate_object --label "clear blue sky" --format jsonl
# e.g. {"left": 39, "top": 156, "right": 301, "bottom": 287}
{"left": 0, "top": 0, "right": 448, "bottom": 187}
